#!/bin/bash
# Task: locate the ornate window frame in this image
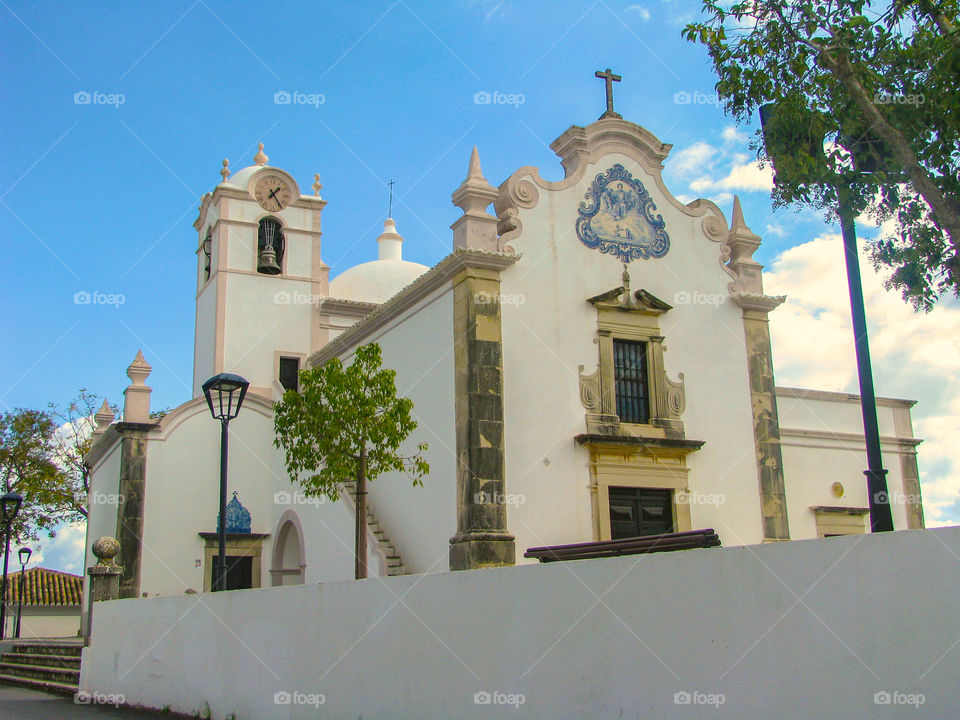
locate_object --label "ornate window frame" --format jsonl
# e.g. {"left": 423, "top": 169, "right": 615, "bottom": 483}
{"left": 198, "top": 532, "right": 270, "bottom": 592}
{"left": 578, "top": 282, "right": 685, "bottom": 440}
{"left": 576, "top": 275, "right": 703, "bottom": 542}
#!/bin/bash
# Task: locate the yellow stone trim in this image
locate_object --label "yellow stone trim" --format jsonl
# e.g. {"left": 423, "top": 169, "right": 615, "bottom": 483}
{"left": 811, "top": 507, "right": 867, "bottom": 538}
{"left": 201, "top": 535, "right": 267, "bottom": 592}
{"left": 587, "top": 446, "right": 693, "bottom": 541}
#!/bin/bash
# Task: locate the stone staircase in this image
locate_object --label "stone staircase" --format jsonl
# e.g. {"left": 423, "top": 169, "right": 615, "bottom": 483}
{"left": 344, "top": 481, "right": 406, "bottom": 576}
{"left": 0, "top": 638, "right": 83, "bottom": 695}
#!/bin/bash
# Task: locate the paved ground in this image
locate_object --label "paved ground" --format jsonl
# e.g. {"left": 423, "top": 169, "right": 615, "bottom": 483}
{"left": 0, "top": 685, "right": 187, "bottom": 720}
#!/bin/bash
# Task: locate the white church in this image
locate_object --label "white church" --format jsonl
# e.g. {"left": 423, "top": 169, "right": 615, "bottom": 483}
{"left": 83, "top": 94, "right": 925, "bottom": 598}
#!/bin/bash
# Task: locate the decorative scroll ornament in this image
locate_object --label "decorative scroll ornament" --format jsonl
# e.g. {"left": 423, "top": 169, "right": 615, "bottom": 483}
{"left": 576, "top": 164, "right": 670, "bottom": 263}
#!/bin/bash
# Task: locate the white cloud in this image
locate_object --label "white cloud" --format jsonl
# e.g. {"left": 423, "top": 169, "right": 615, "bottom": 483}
{"left": 690, "top": 160, "right": 773, "bottom": 192}
{"left": 722, "top": 126, "right": 748, "bottom": 144}
{"left": 27, "top": 522, "right": 86, "bottom": 575}
{"left": 765, "top": 233, "right": 960, "bottom": 527}
{"left": 667, "top": 141, "right": 718, "bottom": 179}
{"left": 765, "top": 223, "right": 788, "bottom": 238}
{"left": 626, "top": 5, "right": 651, "bottom": 20}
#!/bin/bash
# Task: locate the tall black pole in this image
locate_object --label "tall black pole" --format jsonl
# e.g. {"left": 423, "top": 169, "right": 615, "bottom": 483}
{"left": 837, "top": 185, "right": 894, "bottom": 532}
{"left": 0, "top": 525, "right": 10, "bottom": 639}
{"left": 216, "top": 419, "right": 229, "bottom": 592}
{"left": 15, "top": 563, "right": 25, "bottom": 638}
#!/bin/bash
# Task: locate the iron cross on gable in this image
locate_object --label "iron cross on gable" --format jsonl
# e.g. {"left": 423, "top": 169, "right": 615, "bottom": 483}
{"left": 595, "top": 68, "right": 623, "bottom": 120}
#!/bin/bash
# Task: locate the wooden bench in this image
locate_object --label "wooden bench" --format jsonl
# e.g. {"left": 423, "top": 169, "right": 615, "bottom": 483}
{"left": 524, "top": 528, "right": 721, "bottom": 563}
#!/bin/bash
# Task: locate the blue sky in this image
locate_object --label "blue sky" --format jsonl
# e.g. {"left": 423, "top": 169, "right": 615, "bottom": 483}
{"left": 2, "top": 0, "right": 957, "bottom": 573}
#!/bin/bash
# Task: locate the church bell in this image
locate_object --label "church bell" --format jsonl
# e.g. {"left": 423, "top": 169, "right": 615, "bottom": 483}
{"left": 257, "top": 220, "right": 282, "bottom": 275}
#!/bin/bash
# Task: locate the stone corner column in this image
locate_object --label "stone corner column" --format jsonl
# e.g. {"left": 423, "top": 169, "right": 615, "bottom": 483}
{"left": 449, "top": 264, "right": 516, "bottom": 570}
{"left": 738, "top": 302, "right": 791, "bottom": 541}
{"left": 115, "top": 421, "right": 153, "bottom": 598}
{"left": 85, "top": 537, "right": 123, "bottom": 645}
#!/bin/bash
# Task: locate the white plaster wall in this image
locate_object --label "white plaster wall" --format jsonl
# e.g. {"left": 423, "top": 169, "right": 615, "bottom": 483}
{"left": 499, "top": 151, "right": 763, "bottom": 554}
{"left": 334, "top": 287, "right": 457, "bottom": 575}
{"left": 192, "top": 282, "right": 217, "bottom": 397}
{"left": 7, "top": 609, "right": 80, "bottom": 639}
{"left": 781, "top": 440, "right": 911, "bottom": 538}
{"left": 777, "top": 391, "right": 900, "bottom": 437}
{"left": 81, "top": 526, "right": 960, "bottom": 719}
{"left": 139, "top": 396, "right": 376, "bottom": 596}
{"left": 221, "top": 272, "right": 312, "bottom": 392}
{"left": 83, "top": 439, "right": 122, "bottom": 578}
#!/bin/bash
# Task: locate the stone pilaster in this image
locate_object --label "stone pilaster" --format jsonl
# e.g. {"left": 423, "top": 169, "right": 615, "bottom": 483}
{"left": 449, "top": 264, "right": 516, "bottom": 570}
{"left": 727, "top": 197, "right": 790, "bottom": 541}
{"left": 741, "top": 307, "right": 790, "bottom": 540}
{"left": 115, "top": 422, "right": 152, "bottom": 598}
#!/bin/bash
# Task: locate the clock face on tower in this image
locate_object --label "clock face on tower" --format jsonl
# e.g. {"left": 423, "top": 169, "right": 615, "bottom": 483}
{"left": 253, "top": 174, "right": 292, "bottom": 212}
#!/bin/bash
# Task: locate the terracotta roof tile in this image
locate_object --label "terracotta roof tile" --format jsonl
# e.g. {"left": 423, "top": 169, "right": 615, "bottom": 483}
{"left": 4, "top": 567, "right": 83, "bottom": 607}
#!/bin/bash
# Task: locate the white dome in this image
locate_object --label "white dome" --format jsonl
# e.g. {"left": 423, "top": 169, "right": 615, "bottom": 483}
{"left": 327, "top": 219, "right": 429, "bottom": 304}
{"left": 329, "top": 259, "right": 429, "bottom": 304}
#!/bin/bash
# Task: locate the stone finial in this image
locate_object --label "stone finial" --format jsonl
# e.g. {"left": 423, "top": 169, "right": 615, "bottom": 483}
{"left": 312, "top": 173, "right": 322, "bottom": 196}
{"left": 377, "top": 218, "right": 404, "bottom": 261}
{"left": 220, "top": 159, "right": 230, "bottom": 182}
{"left": 726, "top": 196, "right": 783, "bottom": 309}
{"left": 620, "top": 264, "right": 634, "bottom": 307}
{"left": 92, "top": 399, "right": 116, "bottom": 438}
{"left": 126, "top": 350, "right": 151, "bottom": 385}
{"left": 254, "top": 143, "right": 268, "bottom": 166}
{"left": 92, "top": 537, "right": 121, "bottom": 567}
{"left": 451, "top": 146, "right": 500, "bottom": 251}
{"left": 123, "top": 350, "right": 153, "bottom": 423}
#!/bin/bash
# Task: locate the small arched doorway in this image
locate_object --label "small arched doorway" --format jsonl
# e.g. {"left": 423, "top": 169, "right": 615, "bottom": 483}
{"left": 271, "top": 510, "right": 306, "bottom": 586}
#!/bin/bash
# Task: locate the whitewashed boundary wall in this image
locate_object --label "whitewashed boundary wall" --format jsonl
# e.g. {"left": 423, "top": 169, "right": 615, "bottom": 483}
{"left": 80, "top": 527, "right": 960, "bottom": 719}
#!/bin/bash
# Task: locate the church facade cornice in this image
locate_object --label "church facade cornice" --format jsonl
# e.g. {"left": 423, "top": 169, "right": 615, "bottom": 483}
{"left": 308, "top": 248, "right": 520, "bottom": 368}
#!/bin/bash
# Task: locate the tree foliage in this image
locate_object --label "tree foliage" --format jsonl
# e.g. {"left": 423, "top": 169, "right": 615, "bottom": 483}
{"left": 685, "top": 0, "right": 960, "bottom": 309}
{"left": 47, "top": 389, "right": 117, "bottom": 523}
{"left": 274, "top": 343, "right": 428, "bottom": 579}
{"left": 274, "top": 343, "right": 429, "bottom": 499}
{"left": 0, "top": 408, "right": 68, "bottom": 545}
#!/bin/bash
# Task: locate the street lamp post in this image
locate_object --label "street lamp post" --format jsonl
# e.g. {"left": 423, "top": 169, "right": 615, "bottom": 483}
{"left": 759, "top": 104, "right": 894, "bottom": 532}
{"left": 201, "top": 373, "right": 250, "bottom": 592}
{"left": 15, "top": 547, "right": 31, "bottom": 638}
{"left": 0, "top": 492, "right": 24, "bottom": 639}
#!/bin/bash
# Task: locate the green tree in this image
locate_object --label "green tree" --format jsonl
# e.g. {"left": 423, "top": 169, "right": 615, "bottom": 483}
{"left": 273, "top": 343, "right": 429, "bottom": 579}
{"left": 47, "top": 389, "right": 117, "bottom": 522}
{"left": 684, "top": 0, "right": 960, "bottom": 309}
{"left": 0, "top": 409, "right": 68, "bottom": 545}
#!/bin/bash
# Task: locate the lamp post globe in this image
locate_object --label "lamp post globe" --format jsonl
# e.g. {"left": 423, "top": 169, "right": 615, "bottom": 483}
{"left": 15, "top": 546, "right": 31, "bottom": 639}
{"left": 201, "top": 374, "right": 250, "bottom": 592}
{"left": 0, "top": 491, "right": 23, "bottom": 639}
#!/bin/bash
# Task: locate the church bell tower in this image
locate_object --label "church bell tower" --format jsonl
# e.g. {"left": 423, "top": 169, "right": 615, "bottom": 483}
{"left": 192, "top": 144, "right": 329, "bottom": 399}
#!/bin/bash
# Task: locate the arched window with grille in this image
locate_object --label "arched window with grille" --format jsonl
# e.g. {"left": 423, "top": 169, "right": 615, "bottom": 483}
{"left": 257, "top": 217, "right": 284, "bottom": 275}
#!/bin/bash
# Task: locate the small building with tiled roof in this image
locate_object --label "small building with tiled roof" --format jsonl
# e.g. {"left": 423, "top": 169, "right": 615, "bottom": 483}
{"left": 3, "top": 567, "right": 82, "bottom": 639}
